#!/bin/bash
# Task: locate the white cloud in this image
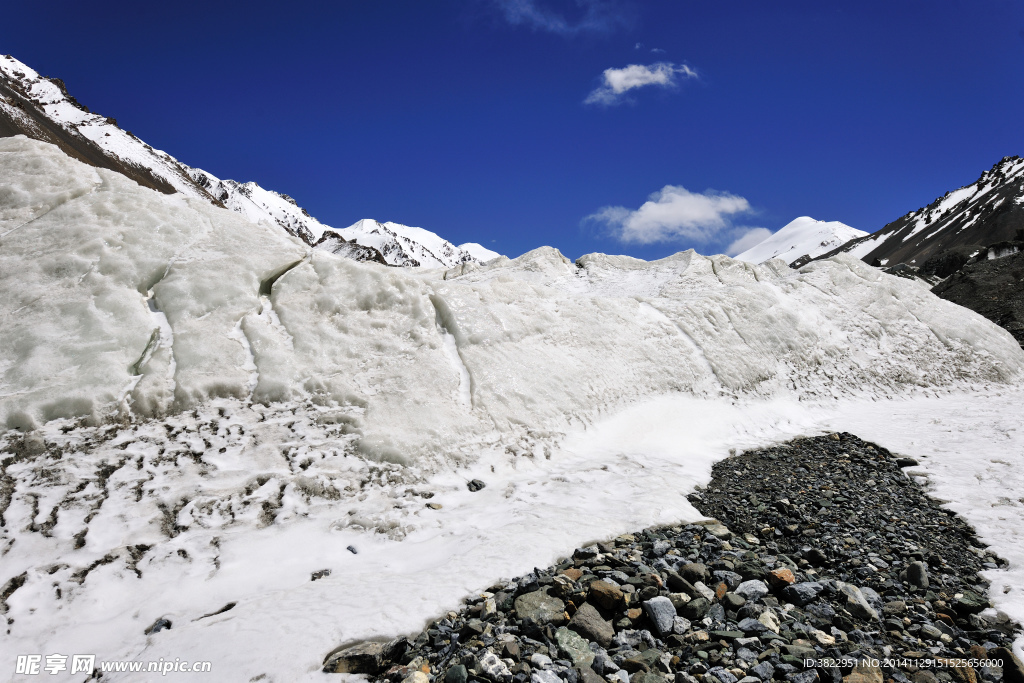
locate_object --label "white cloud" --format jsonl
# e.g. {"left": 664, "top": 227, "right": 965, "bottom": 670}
{"left": 492, "top": 0, "right": 628, "bottom": 35}
{"left": 585, "top": 185, "right": 757, "bottom": 245}
{"left": 585, "top": 62, "right": 697, "bottom": 106}
{"left": 726, "top": 227, "right": 773, "bottom": 256}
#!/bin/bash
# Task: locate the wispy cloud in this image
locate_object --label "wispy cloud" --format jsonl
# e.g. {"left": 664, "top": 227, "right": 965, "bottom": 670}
{"left": 491, "top": 0, "right": 630, "bottom": 35}
{"left": 584, "top": 185, "right": 759, "bottom": 245}
{"left": 584, "top": 62, "right": 697, "bottom": 106}
{"left": 726, "top": 227, "right": 773, "bottom": 256}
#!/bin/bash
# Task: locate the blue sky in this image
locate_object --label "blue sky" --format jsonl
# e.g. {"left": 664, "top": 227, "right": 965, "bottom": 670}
{"left": 4, "top": 1, "right": 1024, "bottom": 260}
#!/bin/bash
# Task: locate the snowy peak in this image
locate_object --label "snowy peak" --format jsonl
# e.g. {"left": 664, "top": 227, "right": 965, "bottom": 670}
{"left": 816, "top": 155, "right": 1024, "bottom": 267}
{"left": 0, "top": 54, "right": 503, "bottom": 268}
{"left": 733, "top": 217, "right": 867, "bottom": 265}
{"left": 331, "top": 219, "right": 502, "bottom": 268}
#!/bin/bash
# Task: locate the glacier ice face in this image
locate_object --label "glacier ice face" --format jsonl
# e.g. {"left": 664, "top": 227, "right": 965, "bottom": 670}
{"left": 2, "top": 136, "right": 1023, "bottom": 458}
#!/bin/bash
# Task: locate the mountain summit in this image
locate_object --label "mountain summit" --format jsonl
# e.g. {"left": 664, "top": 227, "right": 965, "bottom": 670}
{"left": 733, "top": 217, "right": 867, "bottom": 265}
{"left": 0, "top": 54, "right": 500, "bottom": 268}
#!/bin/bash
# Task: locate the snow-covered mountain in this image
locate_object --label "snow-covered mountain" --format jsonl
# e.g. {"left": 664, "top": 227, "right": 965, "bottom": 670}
{"left": 332, "top": 219, "right": 501, "bottom": 268}
{"left": 0, "top": 54, "right": 500, "bottom": 267}
{"left": 733, "top": 216, "right": 867, "bottom": 265}
{"left": 816, "top": 155, "right": 1024, "bottom": 267}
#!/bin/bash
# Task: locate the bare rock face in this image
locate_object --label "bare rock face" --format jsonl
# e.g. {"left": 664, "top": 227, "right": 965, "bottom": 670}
{"left": 932, "top": 249, "right": 1024, "bottom": 349}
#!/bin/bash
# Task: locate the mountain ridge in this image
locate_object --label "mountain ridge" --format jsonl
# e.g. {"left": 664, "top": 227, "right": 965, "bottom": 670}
{"left": 0, "top": 54, "right": 499, "bottom": 269}
{"left": 811, "top": 155, "right": 1024, "bottom": 267}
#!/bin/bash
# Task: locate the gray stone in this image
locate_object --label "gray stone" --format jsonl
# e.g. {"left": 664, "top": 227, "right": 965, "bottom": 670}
{"left": 607, "top": 671, "right": 630, "bottom": 683}
{"left": 953, "top": 590, "right": 989, "bottom": 615}
{"left": 592, "top": 651, "right": 618, "bottom": 675}
{"left": 445, "top": 665, "right": 469, "bottom": 683}
{"left": 706, "top": 667, "right": 738, "bottom": 683}
{"left": 467, "top": 479, "right": 486, "bottom": 492}
{"left": 836, "top": 582, "right": 878, "bottom": 621}
{"left": 679, "top": 563, "right": 708, "bottom": 583}
{"left": 652, "top": 540, "right": 672, "bottom": 556}
{"left": 749, "top": 661, "right": 775, "bottom": 681}
{"left": 693, "top": 581, "right": 716, "bottom": 601}
{"left": 784, "top": 672, "right": 818, "bottom": 683}
{"left": 643, "top": 596, "right": 676, "bottom": 636}
{"left": 737, "top": 617, "right": 769, "bottom": 634}
{"left": 579, "top": 665, "right": 606, "bottom": 683}
{"left": 695, "top": 519, "right": 733, "bottom": 540}
{"left": 532, "top": 670, "right": 562, "bottom": 683}
{"left": 672, "top": 616, "right": 691, "bottom": 635}
{"left": 569, "top": 601, "right": 615, "bottom": 647}
{"left": 530, "top": 653, "right": 553, "bottom": 669}
{"left": 882, "top": 600, "right": 906, "bottom": 616}
{"left": 633, "top": 672, "right": 668, "bottom": 683}
{"left": 734, "top": 580, "right": 769, "bottom": 601}
{"left": 477, "top": 652, "right": 512, "bottom": 682}
{"left": 515, "top": 589, "right": 565, "bottom": 625}
{"left": 920, "top": 624, "right": 943, "bottom": 640}
{"left": 782, "top": 582, "right": 823, "bottom": 606}
{"left": 722, "top": 592, "right": 746, "bottom": 610}
{"left": 712, "top": 570, "right": 743, "bottom": 590}
{"left": 780, "top": 644, "right": 816, "bottom": 659}
{"left": 680, "top": 596, "right": 711, "bottom": 620}
{"left": 556, "top": 627, "right": 595, "bottom": 667}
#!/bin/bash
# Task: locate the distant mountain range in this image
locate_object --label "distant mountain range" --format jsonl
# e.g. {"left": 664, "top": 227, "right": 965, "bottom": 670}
{"left": 0, "top": 54, "right": 499, "bottom": 268}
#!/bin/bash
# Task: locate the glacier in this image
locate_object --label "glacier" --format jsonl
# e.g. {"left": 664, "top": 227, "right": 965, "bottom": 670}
{"left": 3, "top": 135, "right": 1024, "bottom": 680}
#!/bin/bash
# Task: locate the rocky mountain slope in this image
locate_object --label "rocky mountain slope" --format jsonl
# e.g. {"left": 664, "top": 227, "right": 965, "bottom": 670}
{"left": 931, "top": 248, "right": 1024, "bottom": 348}
{"left": 733, "top": 217, "right": 867, "bottom": 265}
{"left": 0, "top": 54, "right": 497, "bottom": 268}
{"left": 814, "top": 156, "right": 1024, "bottom": 267}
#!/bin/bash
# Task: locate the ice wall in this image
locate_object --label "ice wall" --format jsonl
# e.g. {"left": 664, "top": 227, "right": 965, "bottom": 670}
{"left": 2, "top": 136, "right": 1023, "bottom": 463}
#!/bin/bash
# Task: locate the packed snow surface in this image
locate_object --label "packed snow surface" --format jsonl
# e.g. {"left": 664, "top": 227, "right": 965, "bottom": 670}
{"left": 733, "top": 216, "right": 868, "bottom": 264}
{"left": 3, "top": 136, "right": 1024, "bottom": 680}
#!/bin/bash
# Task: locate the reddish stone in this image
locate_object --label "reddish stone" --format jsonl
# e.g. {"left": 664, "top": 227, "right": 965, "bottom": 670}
{"left": 768, "top": 567, "right": 796, "bottom": 588}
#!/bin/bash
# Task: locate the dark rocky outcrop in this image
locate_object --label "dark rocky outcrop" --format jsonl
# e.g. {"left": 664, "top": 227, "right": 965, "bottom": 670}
{"left": 931, "top": 249, "right": 1024, "bottom": 348}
